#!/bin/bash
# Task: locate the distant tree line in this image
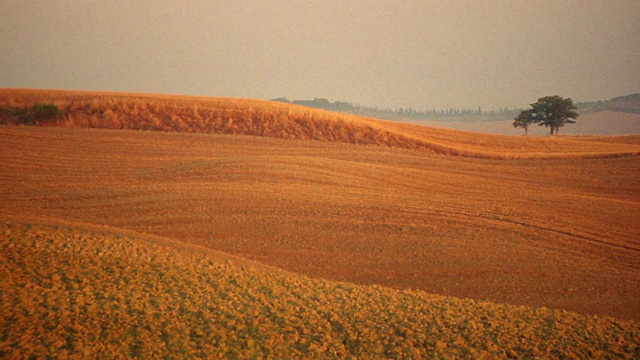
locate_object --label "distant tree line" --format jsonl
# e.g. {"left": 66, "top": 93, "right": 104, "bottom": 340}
{"left": 272, "top": 97, "right": 520, "bottom": 121}
{"left": 274, "top": 93, "right": 640, "bottom": 124}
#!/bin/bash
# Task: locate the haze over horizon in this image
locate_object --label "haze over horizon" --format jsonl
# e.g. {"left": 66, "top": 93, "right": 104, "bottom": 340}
{"left": 1, "top": 1, "right": 638, "bottom": 111}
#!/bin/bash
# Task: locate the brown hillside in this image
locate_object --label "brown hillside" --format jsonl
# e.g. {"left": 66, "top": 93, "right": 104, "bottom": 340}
{"left": 1, "top": 123, "right": 638, "bottom": 321}
{"left": 2, "top": 88, "right": 639, "bottom": 159}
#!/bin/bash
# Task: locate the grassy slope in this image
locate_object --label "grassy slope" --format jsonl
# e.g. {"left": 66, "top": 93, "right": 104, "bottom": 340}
{"left": 2, "top": 88, "right": 639, "bottom": 159}
{"left": 2, "top": 221, "right": 638, "bottom": 359}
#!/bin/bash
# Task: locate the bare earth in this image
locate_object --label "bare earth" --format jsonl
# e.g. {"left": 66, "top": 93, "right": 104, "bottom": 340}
{"left": 1, "top": 121, "right": 638, "bottom": 321}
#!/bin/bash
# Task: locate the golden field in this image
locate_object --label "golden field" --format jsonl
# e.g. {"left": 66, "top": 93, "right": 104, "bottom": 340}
{"left": 1, "top": 89, "right": 639, "bottom": 358}
{"left": 2, "top": 88, "right": 639, "bottom": 159}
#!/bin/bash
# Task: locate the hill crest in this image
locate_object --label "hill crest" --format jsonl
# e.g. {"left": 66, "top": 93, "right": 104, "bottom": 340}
{"left": 1, "top": 88, "right": 640, "bottom": 159}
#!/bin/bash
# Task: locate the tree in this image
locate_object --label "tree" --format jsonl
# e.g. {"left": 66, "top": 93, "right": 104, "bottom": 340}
{"left": 526, "top": 95, "right": 578, "bottom": 135}
{"left": 513, "top": 109, "right": 535, "bottom": 135}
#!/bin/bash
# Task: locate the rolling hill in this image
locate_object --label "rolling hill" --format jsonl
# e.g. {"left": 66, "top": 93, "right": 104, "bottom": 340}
{"left": 577, "top": 93, "right": 640, "bottom": 115}
{"left": 1, "top": 88, "right": 639, "bottom": 158}
{"left": 1, "top": 89, "right": 639, "bottom": 358}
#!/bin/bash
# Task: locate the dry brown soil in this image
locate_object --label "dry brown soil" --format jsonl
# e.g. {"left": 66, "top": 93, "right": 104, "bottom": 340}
{"left": 1, "top": 123, "right": 639, "bottom": 321}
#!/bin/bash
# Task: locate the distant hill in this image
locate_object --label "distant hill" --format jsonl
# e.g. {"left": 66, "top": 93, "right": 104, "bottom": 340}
{"left": 274, "top": 93, "right": 640, "bottom": 121}
{"left": 576, "top": 93, "right": 640, "bottom": 114}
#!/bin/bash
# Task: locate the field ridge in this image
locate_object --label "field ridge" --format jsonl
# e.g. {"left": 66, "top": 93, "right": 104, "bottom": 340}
{"left": 2, "top": 88, "right": 640, "bottom": 159}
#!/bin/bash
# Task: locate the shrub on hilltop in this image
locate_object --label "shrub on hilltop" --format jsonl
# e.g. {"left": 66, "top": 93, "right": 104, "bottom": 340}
{"left": 0, "top": 103, "right": 62, "bottom": 125}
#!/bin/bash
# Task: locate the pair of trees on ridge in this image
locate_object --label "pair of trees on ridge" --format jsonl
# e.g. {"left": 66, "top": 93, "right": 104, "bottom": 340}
{"left": 513, "top": 96, "right": 578, "bottom": 135}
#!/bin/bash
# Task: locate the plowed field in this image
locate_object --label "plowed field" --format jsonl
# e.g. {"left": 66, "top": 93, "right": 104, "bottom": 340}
{"left": 1, "top": 95, "right": 639, "bottom": 322}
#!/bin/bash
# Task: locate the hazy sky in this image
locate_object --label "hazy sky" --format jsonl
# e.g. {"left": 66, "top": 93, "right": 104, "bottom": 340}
{"left": 1, "top": 1, "right": 638, "bottom": 110}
